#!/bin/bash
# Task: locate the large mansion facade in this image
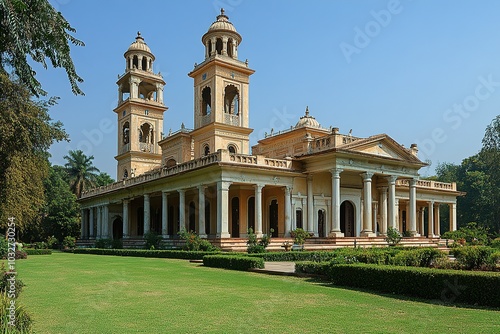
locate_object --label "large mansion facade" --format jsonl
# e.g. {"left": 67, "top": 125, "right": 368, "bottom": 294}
{"left": 78, "top": 11, "right": 462, "bottom": 248}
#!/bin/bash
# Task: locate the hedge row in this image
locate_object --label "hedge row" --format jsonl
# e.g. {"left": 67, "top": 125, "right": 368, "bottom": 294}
{"left": 73, "top": 248, "right": 221, "bottom": 260}
{"left": 203, "top": 255, "right": 265, "bottom": 271}
{"left": 248, "top": 251, "right": 340, "bottom": 262}
{"left": 295, "top": 261, "right": 329, "bottom": 276}
{"left": 327, "top": 264, "right": 500, "bottom": 308}
{"left": 25, "top": 249, "right": 52, "bottom": 255}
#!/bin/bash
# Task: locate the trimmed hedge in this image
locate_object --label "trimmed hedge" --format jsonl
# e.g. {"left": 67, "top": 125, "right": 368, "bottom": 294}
{"left": 248, "top": 251, "right": 340, "bottom": 262}
{"left": 327, "top": 264, "right": 500, "bottom": 308}
{"left": 295, "top": 261, "right": 329, "bottom": 275}
{"left": 203, "top": 255, "right": 265, "bottom": 271}
{"left": 73, "top": 248, "right": 221, "bottom": 260}
{"left": 25, "top": 249, "right": 52, "bottom": 255}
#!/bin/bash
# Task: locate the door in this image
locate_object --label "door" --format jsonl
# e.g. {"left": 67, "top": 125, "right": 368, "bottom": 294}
{"left": 269, "top": 199, "right": 278, "bottom": 237}
{"left": 112, "top": 217, "right": 123, "bottom": 239}
{"left": 231, "top": 197, "right": 240, "bottom": 238}
{"left": 340, "top": 201, "right": 355, "bottom": 237}
{"left": 318, "top": 209, "right": 326, "bottom": 237}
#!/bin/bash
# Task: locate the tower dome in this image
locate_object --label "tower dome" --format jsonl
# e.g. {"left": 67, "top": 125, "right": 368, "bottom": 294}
{"left": 202, "top": 9, "right": 242, "bottom": 59}
{"left": 295, "top": 107, "right": 321, "bottom": 129}
{"left": 124, "top": 32, "right": 155, "bottom": 71}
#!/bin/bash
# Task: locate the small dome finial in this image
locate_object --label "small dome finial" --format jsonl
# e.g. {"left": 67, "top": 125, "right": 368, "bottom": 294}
{"left": 305, "top": 106, "right": 309, "bottom": 116}
{"left": 221, "top": 8, "right": 225, "bottom": 15}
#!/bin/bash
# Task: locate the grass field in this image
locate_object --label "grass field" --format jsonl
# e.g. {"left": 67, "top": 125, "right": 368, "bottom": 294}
{"left": 15, "top": 252, "right": 500, "bottom": 333}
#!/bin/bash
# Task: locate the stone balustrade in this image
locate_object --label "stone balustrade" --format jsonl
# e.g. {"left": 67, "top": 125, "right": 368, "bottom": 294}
{"left": 396, "top": 179, "right": 456, "bottom": 191}
{"left": 80, "top": 150, "right": 294, "bottom": 199}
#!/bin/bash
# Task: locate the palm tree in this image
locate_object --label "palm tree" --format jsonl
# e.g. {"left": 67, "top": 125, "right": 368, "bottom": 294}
{"left": 63, "top": 150, "right": 100, "bottom": 198}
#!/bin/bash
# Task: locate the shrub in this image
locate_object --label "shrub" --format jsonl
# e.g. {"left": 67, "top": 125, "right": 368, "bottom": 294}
{"left": 295, "top": 261, "right": 329, "bottom": 275}
{"left": 0, "top": 264, "right": 24, "bottom": 298}
{"left": 178, "top": 230, "right": 217, "bottom": 251}
{"left": 0, "top": 236, "right": 7, "bottom": 259}
{"left": 25, "top": 249, "right": 52, "bottom": 255}
{"left": 34, "top": 241, "right": 48, "bottom": 249}
{"left": 111, "top": 239, "right": 123, "bottom": 249}
{"left": 14, "top": 250, "right": 27, "bottom": 260}
{"left": 144, "top": 231, "right": 163, "bottom": 250}
{"left": 326, "top": 263, "right": 500, "bottom": 307}
{"left": 259, "top": 228, "right": 274, "bottom": 249}
{"left": 487, "top": 251, "right": 500, "bottom": 271}
{"left": 203, "top": 255, "right": 264, "bottom": 271}
{"left": 247, "top": 244, "right": 266, "bottom": 254}
{"left": 389, "top": 248, "right": 446, "bottom": 267}
{"left": 94, "top": 238, "right": 113, "bottom": 249}
{"left": 47, "top": 235, "right": 59, "bottom": 249}
{"left": 290, "top": 228, "right": 311, "bottom": 245}
{"left": 490, "top": 238, "right": 500, "bottom": 249}
{"left": 451, "top": 246, "right": 494, "bottom": 270}
{"left": 385, "top": 227, "right": 402, "bottom": 246}
{"left": 62, "top": 236, "right": 76, "bottom": 249}
{"left": 0, "top": 293, "right": 33, "bottom": 333}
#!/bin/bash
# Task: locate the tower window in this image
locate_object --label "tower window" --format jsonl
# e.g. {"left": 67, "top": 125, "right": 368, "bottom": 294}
{"left": 228, "top": 39, "right": 234, "bottom": 58}
{"left": 224, "top": 85, "right": 239, "bottom": 115}
{"left": 166, "top": 158, "right": 176, "bottom": 167}
{"left": 228, "top": 145, "right": 236, "bottom": 154}
{"left": 141, "top": 57, "right": 147, "bottom": 70}
{"left": 202, "top": 87, "right": 211, "bottom": 116}
{"left": 123, "top": 169, "right": 128, "bottom": 179}
{"left": 216, "top": 38, "right": 223, "bottom": 55}
{"left": 203, "top": 144, "right": 210, "bottom": 156}
{"left": 139, "top": 123, "right": 153, "bottom": 144}
{"left": 123, "top": 122, "right": 130, "bottom": 144}
{"left": 132, "top": 55, "right": 139, "bottom": 69}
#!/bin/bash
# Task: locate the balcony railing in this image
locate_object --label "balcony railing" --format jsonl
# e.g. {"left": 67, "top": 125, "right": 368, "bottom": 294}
{"left": 224, "top": 114, "right": 239, "bottom": 126}
{"left": 396, "top": 179, "right": 456, "bottom": 191}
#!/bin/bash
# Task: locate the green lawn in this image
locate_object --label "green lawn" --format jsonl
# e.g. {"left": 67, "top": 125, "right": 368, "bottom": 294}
{"left": 16, "top": 252, "right": 499, "bottom": 334}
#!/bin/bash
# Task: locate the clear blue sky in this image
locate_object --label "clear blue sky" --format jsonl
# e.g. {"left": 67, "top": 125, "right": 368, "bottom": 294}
{"left": 43, "top": 0, "right": 500, "bottom": 179}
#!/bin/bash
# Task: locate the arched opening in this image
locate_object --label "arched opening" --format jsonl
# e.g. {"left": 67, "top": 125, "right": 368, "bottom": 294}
{"left": 207, "top": 41, "right": 213, "bottom": 57}
{"left": 216, "top": 38, "right": 223, "bottom": 55}
{"left": 340, "top": 201, "right": 355, "bottom": 237}
{"left": 123, "top": 122, "right": 130, "bottom": 145}
{"left": 227, "top": 39, "right": 234, "bottom": 57}
{"left": 166, "top": 159, "right": 176, "bottom": 168}
{"left": 123, "top": 169, "right": 128, "bottom": 179}
{"left": 189, "top": 201, "right": 196, "bottom": 232}
{"left": 318, "top": 209, "right": 326, "bottom": 237}
{"left": 139, "top": 123, "right": 154, "bottom": 152}
{"left": 203, "top": 144, "right": 210, "bottom": 156}
{"left": 231, "top": 197, "right": 239, "bottom": 238}
{"left": 224, "top": 85, "right": 239, "bottom": 115}
{"left": 202, "top": 87, "right": 211, "bottom": 116}
{"left": 205, "top": 201, "right": 211, "bottom": 235}
{"left": 247, "top": 197, "right": 255, "bottom": 232}
{"left": 141, "top": 57, "right": 148, "bottom": 70}
{"left": 228, "top": 145, "right": 236, "bottom": 154}
{"left": 132, "top": 55, "right": 139, "bottom": 69}
{"left": 137, "top": 207, "right": 144, "bottom": 236}
{"left": 296, "top": 209, "right": 303, "bottom": 229}
{"left": 269, "top": 199, "right": 278, "bottom": 237}
{"left": 112, "top": 217, "right": 123, "bottom": 240}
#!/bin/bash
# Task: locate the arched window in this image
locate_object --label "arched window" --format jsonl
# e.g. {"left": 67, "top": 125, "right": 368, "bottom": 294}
{"left": 123, "top": 122, "right": 130, "bottom": 144}
{"left": 139, "top": 123, "right": 153, "bottom": 144}
{"left": 295, "top": 209, "right": 303, "bottom": 229}
{"left": 132, "top": 55, "right": 139, "bottom": 69}
{"left": 228, "top": 145, "right": 236, "bottom": 154}
{"left": 216, "top": 38, "right": 223, "bottom": 55}
{"left": 141, "top": 57, "right": 147, "bottom": 70}
{"left": 227, "top": 39, "right": 234, "bottom": 57}
{"left": 202, "top": 87, "right": 211, "bottom": 116}
{"left": 166, "top": 159, "right": 176, "bottom": 168}
{"left": 123, "top": 169, "right": 128, "bottom": 179}
{"left": 203, "top": 145, "right": 210, "bottom": 156}
{"left": 207, "top": 41, "right": 213, "bottom": 57}
{"left": 224, "top": 85, "right": 239, "bottom": 115}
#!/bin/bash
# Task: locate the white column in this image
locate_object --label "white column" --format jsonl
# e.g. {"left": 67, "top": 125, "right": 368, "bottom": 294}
{"left": 434, "top": 203, "right": 440, "bottom": 236}
{"left": 427, "top": 201, "right": 434, "bottom": 238}
{"left": 419, "top": 207, "right": 425, "bottom": 235}
{"left": 379, "top": 187, "right": 388, "bottom": 235}
{"left": 80, "top": 209, "right": 86, "bottom": 239}
{"left": 144, "top": 194, "right": 150, "bottom": 235}
{"left": 178, "top": 189, "right": 186, "bottom": 231}
{"left": 395, "top": 199, "right": 400, "bottom": 231}
{"left": 409, "top": 179, "right": 419, "bottom": 236}
{"left": 89, "top": 207, "right": 95, "bottom": 238}
{"left": 102, "top": 205, "right": 109, "bottom": 238}
{"left": 222, "top": 37, "right": 228, "bottom": 56}
{"left": 307, "top": 175, "right": 314, "bottom": 235}
{"left": 217, "top": 181, "right": 231, "bottom": 238}
{"left": 96, "top": 206, "right": 102, "bottom": 239}
{"left": 161, "top": 192, "right": 168, "bottom": 237}
{"left": 123, "top": 200, "right": 129, "bottom": 238}
{"left": 284, "top": 186, "right": 292, "bottom": 237}
{"left": 449, "top": 203, "right": 457, "bottom": 232}
{"left": 329, "top": 168, "right": 344, "bottom": 237}
{"left": 361, "top": 172, "right": 376, "bottom": 237}
{"left": 386, "top": 176, "right": 397, "bottom": 229}
{"left": 254, "top": 184, "right": 263, "bottom": 238}
{"left": 198, "top": 186, "right": 207, "bottom": 238}
{"left": 372, "top": 201, "right": 378, "bottom": 235}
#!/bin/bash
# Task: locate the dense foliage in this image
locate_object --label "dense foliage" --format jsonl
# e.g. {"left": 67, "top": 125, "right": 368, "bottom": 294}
{"left": 72, "top": 248, "right": 221, "bottom": 260}
{"left": 203, "top": 255, "right": 265, "bottom": 271}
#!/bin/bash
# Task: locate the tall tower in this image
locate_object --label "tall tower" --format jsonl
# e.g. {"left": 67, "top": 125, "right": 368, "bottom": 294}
{"left": 114, "top": 32, "right": 167, "bottom": 179}
{"left": 188, "top": 9, "right": 255, "bottom": 158}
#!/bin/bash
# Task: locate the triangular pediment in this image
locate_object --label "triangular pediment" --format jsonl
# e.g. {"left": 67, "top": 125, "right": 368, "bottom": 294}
{"left": 339, "top": 134, "right": 423, "bottom": 163}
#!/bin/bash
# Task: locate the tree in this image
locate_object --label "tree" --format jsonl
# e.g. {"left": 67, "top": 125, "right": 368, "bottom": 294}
{"left": 63, "top": 150, "right": 100, "bottom": 198}
{"left": 40, "top": 164, "right": 80, "bottom": 242}
{"left": 95, "top": 172, "right": 115, "bottom": 187}
{"left": 0, "top": 0, "right": 84, "bottom": 96}
{"left": 0, "top": 72, "right": 67, "bottom": 233}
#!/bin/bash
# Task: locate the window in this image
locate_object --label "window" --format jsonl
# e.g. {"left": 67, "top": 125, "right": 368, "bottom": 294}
{"left": 295, "top": 209, "right": 303, "bottom": 229}
{"left": 123, "top": 169, "right": 128, "bottom": 179}
{"left": 123, "top": 122, "right": 130, "bottom": 144}
{"left": 203, "top": 145, "right": 210, "bottom": 156}
{"left": 202, "top": 87, "right": 211, "bottom": 116}
{"left": 166, "top": 159, "right": 176, "bottom": 168}
{"left": 228, "top": 145, "right": 236, "bottom": 154}
{"left": 139, "top": 123, "right": 153, "bottom": 144}
{"left": 227, "top": 38, "right": 234, "bottom": 58}
{"left": 224, "top": 85, "right": 239, "bottom": 115}
{"left": 216, "top": 38, "right": 223, "bottom": 55}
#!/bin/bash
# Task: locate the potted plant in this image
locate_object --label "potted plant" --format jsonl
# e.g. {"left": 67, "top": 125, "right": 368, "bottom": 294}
{"left": 291, "top": 228, "right": 310, "bottom": 250}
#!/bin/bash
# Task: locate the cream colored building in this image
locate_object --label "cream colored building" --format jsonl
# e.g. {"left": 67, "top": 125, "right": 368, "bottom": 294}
{"left": 79, "top": 10, "right": 461, "bottom": 248}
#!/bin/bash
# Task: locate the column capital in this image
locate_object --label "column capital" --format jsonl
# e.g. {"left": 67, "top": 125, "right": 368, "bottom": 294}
{"left": 122, "top": 199, "right": 129, "bottom": 205}
{"left": 378, "top": 186, "right": 388, "bottom": 193}
{"left": 330, "top": 168, "right": 343, "bottom": 177}
{"left": 385, "top": 175, "right": 398, "bottom": 183}
{"left": 361, "top": 172, "right": 374, "bottom": 181}
{"left": 307, "top": 174, "right": 313, "bottom": 181}
{"left": 218, "top": 181, "right": 232, "bottom": 190}
{"left": 177, "top": 189, "right": 186, "bottom": 195}
{"left": 409, "top": 178, "right": 417, "bottom": 187}
{"left": 254, "top": 183, "right": 264, "bottom": 191}
{"left": 197, "top": 184, "right": 207, "bottom": 191}
{"left": 284, "top": 185, "right": 292, "bottom": 194}
{"left": 144, "top": 193, "right": 150, "bottom": 199}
